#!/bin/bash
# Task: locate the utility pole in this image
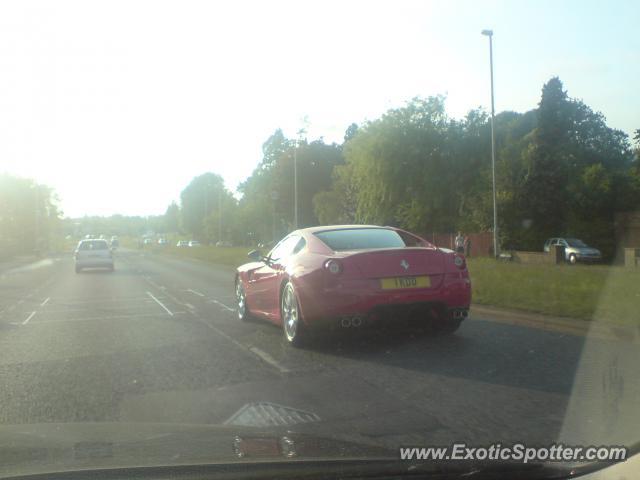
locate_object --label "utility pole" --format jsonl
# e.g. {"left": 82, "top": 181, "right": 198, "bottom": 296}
{"left": 293, "top": 140, "right": 298, "bottom": 229}
{"left": 218, "top": 188, "right": 223, "bottom": 241}
{"left": 482, "top": 29, "right": 499, "bottom": 258}
{"left": 293, "top": 121, "right": 308, "bottom": 230}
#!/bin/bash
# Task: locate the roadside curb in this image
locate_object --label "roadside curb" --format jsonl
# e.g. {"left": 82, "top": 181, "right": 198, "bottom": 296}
{"left": 471, "top": 304, "right": 640, "bottom": 344}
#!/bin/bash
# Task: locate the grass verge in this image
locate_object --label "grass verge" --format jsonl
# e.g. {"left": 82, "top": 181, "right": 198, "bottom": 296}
{"left": 468, "top": 258, "right": 639, "bottom": 327}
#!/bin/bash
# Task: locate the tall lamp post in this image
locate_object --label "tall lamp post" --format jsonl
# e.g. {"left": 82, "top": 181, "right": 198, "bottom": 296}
{"left": 293, "top": 125, "right": 306, "bottom": 230}
{"left": 481, "top": 29, "right": 499, "bottom": 258}
{"left": 293, "top": 139, "right": 298, "bottom": 229}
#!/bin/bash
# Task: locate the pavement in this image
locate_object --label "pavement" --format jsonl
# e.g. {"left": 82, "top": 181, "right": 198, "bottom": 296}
{"left": 0, "top": 249, "right": 638, "bottom": 452}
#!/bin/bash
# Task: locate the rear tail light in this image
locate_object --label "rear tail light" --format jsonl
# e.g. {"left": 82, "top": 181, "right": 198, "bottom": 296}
{"left": 454, "top": 255, "right": 466, "bottom": 269}
{"left": 324, "top": 259, "right": 343, "bottom": 275}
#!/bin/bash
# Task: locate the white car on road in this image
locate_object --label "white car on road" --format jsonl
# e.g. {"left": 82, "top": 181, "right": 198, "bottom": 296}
{"left": 74, "top": 239, "right": 114, "bottom": 273}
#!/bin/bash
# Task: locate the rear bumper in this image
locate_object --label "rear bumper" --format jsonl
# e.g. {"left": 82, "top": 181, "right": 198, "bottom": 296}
{"left": 75, "top": 258, "right": 113, "bottom": 268}
{"left": 297, "top": 275, "right": 471, "bottom": 326}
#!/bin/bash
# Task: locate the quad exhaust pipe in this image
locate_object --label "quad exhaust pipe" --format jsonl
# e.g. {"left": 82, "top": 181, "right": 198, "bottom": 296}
{"left": 451, "top": 309, "right": 469, "bottom": 319}
{"left": 340, "top": 315, "right": 364, "bottom": 328}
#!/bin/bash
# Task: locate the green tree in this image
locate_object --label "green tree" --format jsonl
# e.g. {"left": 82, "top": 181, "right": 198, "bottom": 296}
{"left": 163, "top": 202, "right": 180, "bottom": 233}
{"left": 344, "top": 123, "right": 359, "bottom": 143}
{"left": 179, "top": 173, "right": 226, "bottom": 238}
{"left": 0, "top": 174, "right": 61, "bottom": 256}
{"left": 338, "top": 96, "right": 483, "bottom": 233}
{"left": 238, "top": 132, "right": 343, "bottom": 241}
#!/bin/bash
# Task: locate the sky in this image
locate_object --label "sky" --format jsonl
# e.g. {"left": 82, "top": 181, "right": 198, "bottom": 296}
{"left": 1, "top": 0, "right": 638, "bottom": 218}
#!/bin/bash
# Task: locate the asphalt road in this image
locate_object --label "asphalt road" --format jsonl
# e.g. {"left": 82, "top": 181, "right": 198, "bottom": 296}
{"left": 0, "top": 249, "right": 637, "bottom": 450}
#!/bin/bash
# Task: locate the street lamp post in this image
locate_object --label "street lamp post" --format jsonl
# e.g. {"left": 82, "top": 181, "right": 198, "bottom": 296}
{"left": 481, "top": 29, "right": 499, "bottom": 258}
{"left": 218, "top": 188, "right": 223, "bottom": 242}
{"left": 33, "top": 184, "right": 40, "bottom": 255}
{"left": 293, "top": 125, "right": 306, "bottom": 230}
{"left": 271, "top": 190, "right": 279, "bottom": 241}
{"left": 293, "top": 139, "right": 298, "bottom": 229}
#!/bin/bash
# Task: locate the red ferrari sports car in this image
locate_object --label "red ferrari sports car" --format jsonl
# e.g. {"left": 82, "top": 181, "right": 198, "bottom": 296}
{"left": 235, "top": 225, "right": 471, "bottom": 346}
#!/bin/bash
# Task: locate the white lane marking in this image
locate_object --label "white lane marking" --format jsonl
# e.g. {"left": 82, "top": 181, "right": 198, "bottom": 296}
{"left": 187, "top": 289, "right": 205, "bottom": 297}
{"left": 210, "top": 299, "right": 235, "bottom": 312}
{"left": 146, "top": 291, "right": 174, "bottom": 316}
{"left": 22, "top": 311, "right": 36, "bottom": 325}
{"left": 140, "top": 275, "right": 287, "bottom": 375}
{"left": 145, "top": 278, "right": 165, "bottom": 291}
{"left": 184, "top": 303, "right": 196, "bottom": 311}
{"left": 199, "top": 321, "right": 270, "bottom": 363}
{"left": 248, "top": 347, "right": 291, "bottom": 374}
{"left": 29, "top": 312, "right": 187, "bottom": 324}
{"left": 40, "top": 297, "right": 50, "bottom": 307}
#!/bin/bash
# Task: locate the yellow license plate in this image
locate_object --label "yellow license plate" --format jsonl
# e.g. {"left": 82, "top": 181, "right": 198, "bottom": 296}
{"left": 380, "top": 276, "right": 431, "bottom": 290}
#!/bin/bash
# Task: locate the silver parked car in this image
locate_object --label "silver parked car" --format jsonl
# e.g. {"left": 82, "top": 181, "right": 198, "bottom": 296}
{"left": 543, "top": 237, "right": 602, "bottom": 264}
{"left": 74, "top": 239, "right": 114, "bottom": 273}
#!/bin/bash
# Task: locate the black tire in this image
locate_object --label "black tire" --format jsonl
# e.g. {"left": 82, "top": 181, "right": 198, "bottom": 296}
{"left": 434, "top": 318, "right": 462, "bottom": 335}
{"left": 281, "top": 281, "right": 307, "bottom": 347}
{"left": 235, "top": 280, "right": 251, "bottom": 321}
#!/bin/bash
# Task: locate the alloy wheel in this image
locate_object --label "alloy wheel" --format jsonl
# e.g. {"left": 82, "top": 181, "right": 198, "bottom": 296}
{"left": 236, "top": 281, "right": 247, "bottom": 321}
{"left": 282, "top": 283, "right": 300, "bottom": 343}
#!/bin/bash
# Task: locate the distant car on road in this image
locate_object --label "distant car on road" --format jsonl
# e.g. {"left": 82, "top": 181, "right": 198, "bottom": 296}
{"left": 143, "top": 238, "right": 154, "bottom": 245}
{"left": 176, "top": 240, "right": 189, "bottom": 247}
{"left": 110, "top": 238, "right": 119, "bottom": 249}
{"left": 74, "top": 239, "right": 114, "bottom": 273}
{"left": 235, "top": 225, "right": 472, "bottom": 347}
{"left": 543, "top": 237, "right": 602, "bottom": 264}
{"left": 188, "top": 240, "right": 201, "bottom": 247}
{"left": 216, "top": 241, "right": 232, "bottom": 247}
{"left": 157, "top": 238, "right": 168, "bottom": 245}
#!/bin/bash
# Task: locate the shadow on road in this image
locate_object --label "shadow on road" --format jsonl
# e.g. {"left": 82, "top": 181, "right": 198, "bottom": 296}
{"left": 298, "top": 321, "right": 586, "bottom": 395}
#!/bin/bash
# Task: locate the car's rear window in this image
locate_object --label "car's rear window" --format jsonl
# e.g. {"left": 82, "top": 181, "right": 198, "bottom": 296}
{"left": 79, "top": 240, "right": 109, "bottom": 250}
{"left": 314, "top": 228, "right": 407, "bottom": 251}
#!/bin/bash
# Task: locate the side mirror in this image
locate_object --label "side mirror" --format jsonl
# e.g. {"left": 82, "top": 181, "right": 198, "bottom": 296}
{"left": 248, "top": 250, "right": 263, "bottom": 262}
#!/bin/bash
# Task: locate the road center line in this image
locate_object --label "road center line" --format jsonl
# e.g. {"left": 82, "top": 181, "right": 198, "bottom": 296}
{"left": 210, "top": 299, "right": 235, "bottom": 312}
{"left": 140, "top": 277, "right": 284, "bottom": 373}
{"left": 40, "top": 297, "right": 50, "bottom": 307}
{"left": 22, "top": 311, "right": 36, "bottom": 325}
{"left": 197, "top": 319, "right": 288, "bottom": 373}
{"left": 187, "top": 289, "right": 205, "bottom": 297}
{"left": 248, "top": 347, "right": 291, "bottom": 374}
{"left": 146, "top": 291, "right": 174, "bottom": 316}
